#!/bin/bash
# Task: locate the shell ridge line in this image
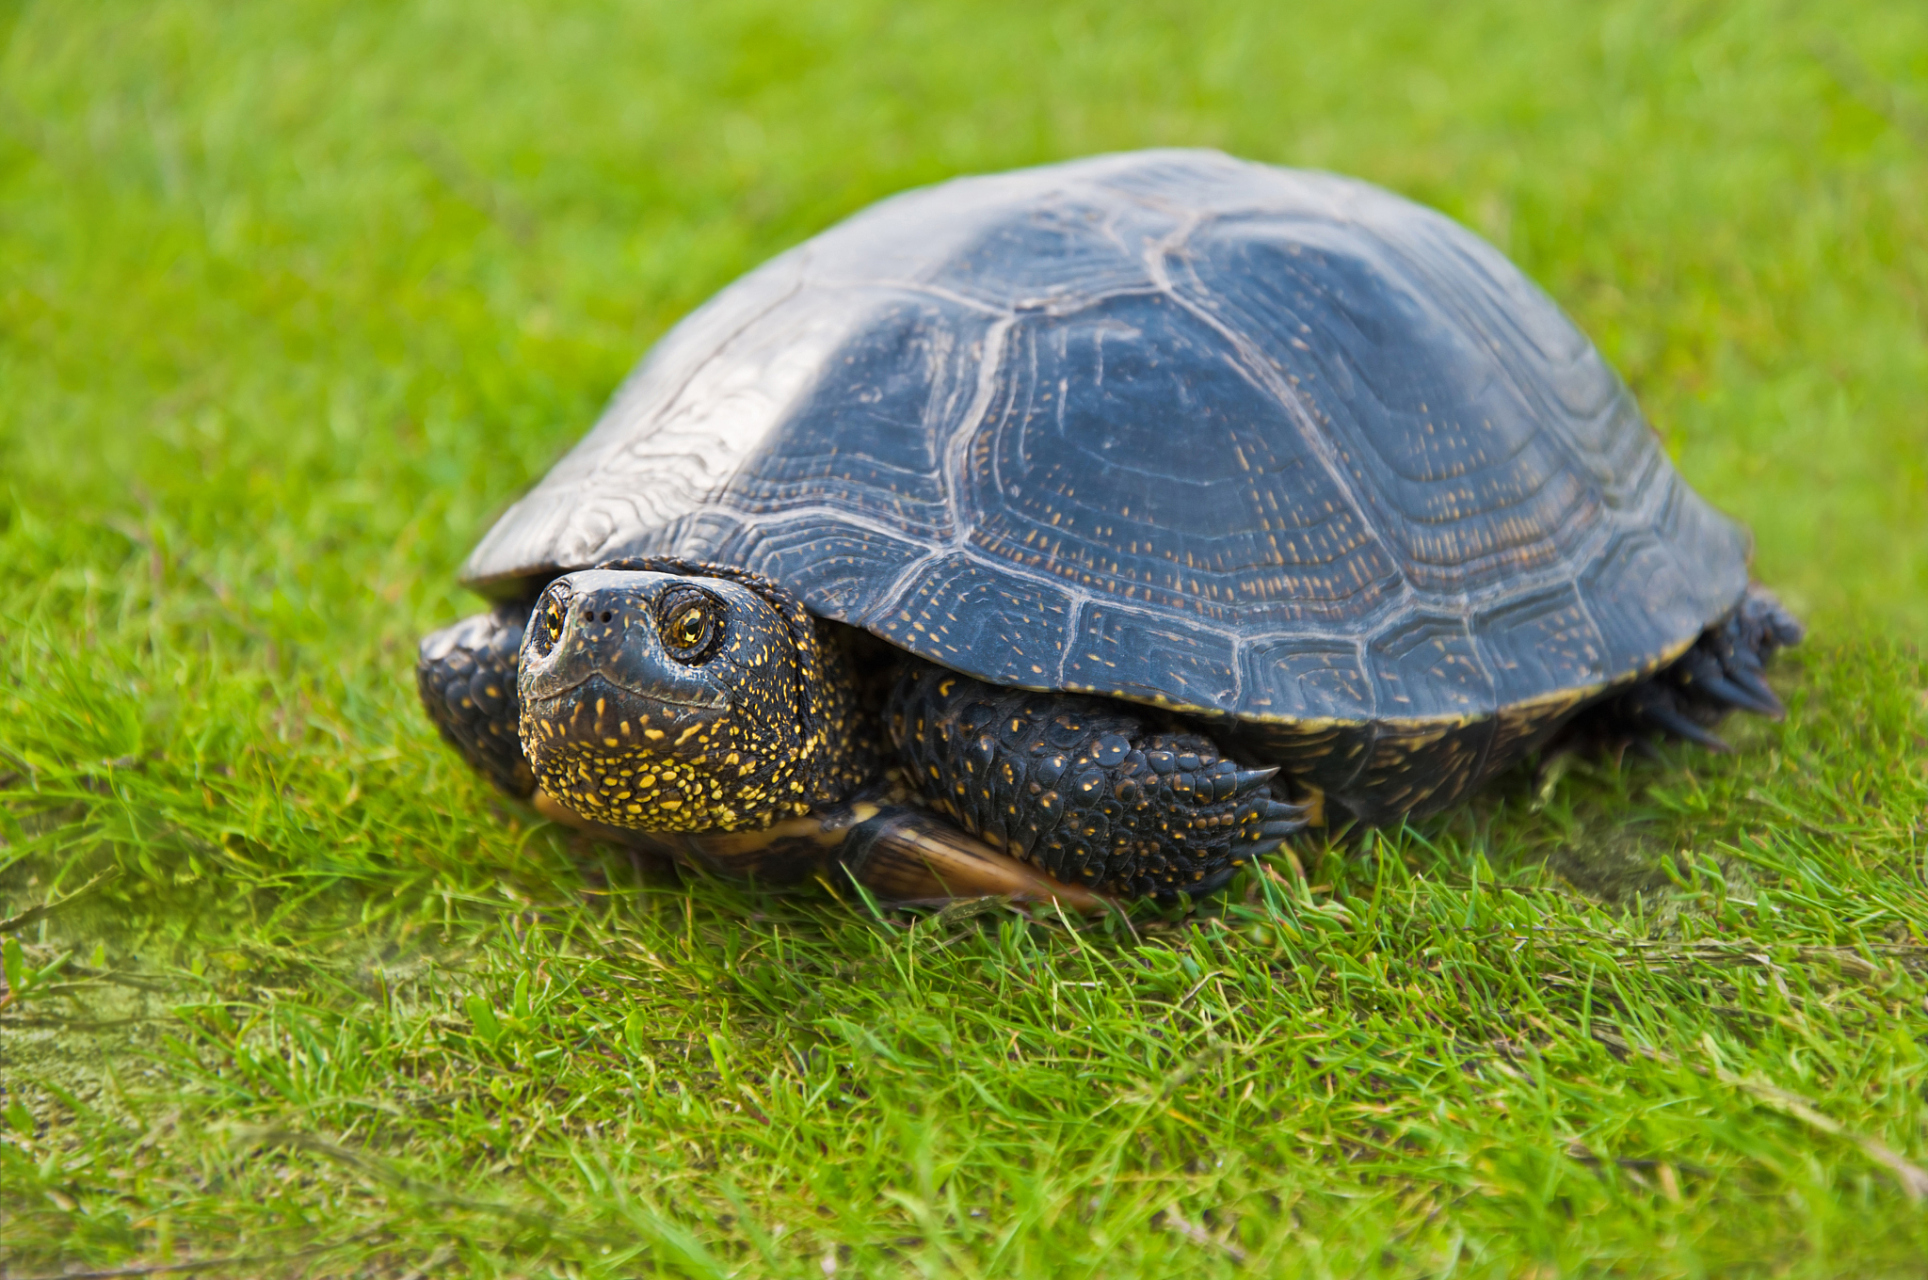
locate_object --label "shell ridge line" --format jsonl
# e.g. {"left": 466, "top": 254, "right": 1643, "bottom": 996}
{"left": 867, "top": 550, "right": 946, "bottom": 629}
{"left": 1352, "top": 634, "right": 1376, "bottom": 721}
{"left": 1539, "top": 477, "right": 1628, "bottom": 598}
{"left": 1458, "top": 592, "right": 1504, "bottom": 718}
{"left": 1556, "top": 481, "right": 1713, "bottom": 691}
{"left": 998, "top": 285, "right": 1172, "bottom": 318}
{"left": 723, "top": 506, "right": 938, "bottom": 547}
{"left": 1561, "top": 566, "right": 1615, "bottom": 689}
{"left": 1568, "top": 453, "right": 1685, "bottom": 633}
{"left": 1054, "top": 593, "right": 1087, "bottom": 690}
{"left": 1402, "top": 551, "right": 1578, "bottom": 620}
{"left": 1649, "top": 477, "right": 1749, "bottom": 625}
{"left": 840, "top": 279, "right": 1010, "bottom": 316}
{"left": 1137, "top": 204, "right": 1206, "bottom": 300}
{"left": 1564, "top": 393, "right": 1639, "bottom": 484}
{"left": 1076, "top": 599, "right": 1243, "bottom": 692}
{"left": 944, "top": 312, "right": 1019, "bottom": 556}
{"left": 1151, "top": 229, "right": 1416, "bottom": 619}
{"left": 1093, "top": 197, "right": 1140, "bottom": 262}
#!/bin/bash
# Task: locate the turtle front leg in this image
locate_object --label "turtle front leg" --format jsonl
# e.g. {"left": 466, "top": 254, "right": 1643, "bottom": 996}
{"left": 417, "top": 602, "right": 537, "bottom": 797}
{"left": 885, "top": 660, "right": 1308, "bottom": 900}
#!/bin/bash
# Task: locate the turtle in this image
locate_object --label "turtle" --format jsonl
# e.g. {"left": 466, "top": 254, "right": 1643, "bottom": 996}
{"left": 417, "top": 149, "right": 1802, "bottom": 909}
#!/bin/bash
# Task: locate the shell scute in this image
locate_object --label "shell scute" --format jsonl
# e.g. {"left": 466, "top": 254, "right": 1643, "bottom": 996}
{"left": 1237, "top": 635, "right": 1375, "bottom": 723}
{"left": 1061, "top": 604, "right": 1239, "bottom": 710}
{"left": 1473, "top": 584, "right": 1613, "bottom": 695}
{"left": 1366, "top": 613, "right": 1496, "bottom": 721}
{"left": 870, "top": 553, "right": 1074, "bottom": 686}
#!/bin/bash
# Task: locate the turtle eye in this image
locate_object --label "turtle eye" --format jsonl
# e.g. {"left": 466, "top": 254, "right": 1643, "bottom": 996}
{"left": 657, "top": 586, "right": 725, "bottom": 664}
{"left": 531, "top": 591, "right": 568, "bottom": 659}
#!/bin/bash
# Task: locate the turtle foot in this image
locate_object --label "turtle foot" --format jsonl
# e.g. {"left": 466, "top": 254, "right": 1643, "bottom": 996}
{"left": 418, "top": 603, "right": 536, "bottom": 797}
{"left": 1563, "top": 585, "right": 1802, "bottom": 759}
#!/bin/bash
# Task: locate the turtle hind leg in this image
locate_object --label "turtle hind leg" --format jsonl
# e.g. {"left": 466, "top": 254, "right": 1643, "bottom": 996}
{"left": 837, "top": 806, "right": 1111, "bottom": 912}
{"left": 884, "top": 660, "right": 1308, "bottom": 901}
{"left": 1569, "top": 584, "right": 1804, "bottom": 756}
{"left": 417, "top": 602, "right": 536, "bottom": 797}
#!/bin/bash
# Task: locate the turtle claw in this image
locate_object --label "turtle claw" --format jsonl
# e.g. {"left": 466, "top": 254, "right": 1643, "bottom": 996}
{"left": 1723, "top": 643, "right": 1767, "bottom": 675}
{"left": 1720, "top": 665, "right": 1786, "bottom": 718}
{"left": 1700, "top": 671, "right": 1784, "bottom": 719}
{"left": 1233, "top": 767, "right": 1280, "bottom": 795}
{"left": 1682, "top": 632, "right": 1786, "bottom": 718}
{"left": 1643, "top": 701, "right": 1732, "bottom": 753}
{"left": 1554, "top": 585, "right": 1800, "bottom": 766}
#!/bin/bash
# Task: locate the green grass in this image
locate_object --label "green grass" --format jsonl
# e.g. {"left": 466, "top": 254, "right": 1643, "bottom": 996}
{"left": 3, "top": 0, "right": 1926, "bottom": 1275}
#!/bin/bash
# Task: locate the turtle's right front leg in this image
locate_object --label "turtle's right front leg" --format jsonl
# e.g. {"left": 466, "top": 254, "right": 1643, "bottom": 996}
{"left": 417, "top": 602, "right": 537, "bottom": 798}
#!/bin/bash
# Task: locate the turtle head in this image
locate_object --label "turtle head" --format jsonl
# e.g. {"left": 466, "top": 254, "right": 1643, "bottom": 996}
{"left": 515, "top": 562, "right": 874, "bottom": 832}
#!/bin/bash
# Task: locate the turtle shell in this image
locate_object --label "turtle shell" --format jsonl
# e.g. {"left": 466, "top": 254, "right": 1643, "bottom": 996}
{"left": 463, "top": 150, "right": 1751, "bottom": 817}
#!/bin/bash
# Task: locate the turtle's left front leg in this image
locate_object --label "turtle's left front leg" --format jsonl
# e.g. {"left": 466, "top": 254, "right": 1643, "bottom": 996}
{"left": 885, "top": 661, "right": 1307, "bottom": 900}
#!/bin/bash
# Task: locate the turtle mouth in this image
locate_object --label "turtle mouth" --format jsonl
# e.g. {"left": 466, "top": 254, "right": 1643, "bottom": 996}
{"left": 517, "top": 669, "right": 741, "bottom": 834}
{"left": 519, "top": 671, "right": 728, "bottom": 776}
{"left": 523, "top": 673, "right": 727, "bottom": 713}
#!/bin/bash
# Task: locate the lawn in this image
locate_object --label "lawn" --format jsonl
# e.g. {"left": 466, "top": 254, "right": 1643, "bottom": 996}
{"left": 3, "top": 0, "right": 1926, "bottom": 1275}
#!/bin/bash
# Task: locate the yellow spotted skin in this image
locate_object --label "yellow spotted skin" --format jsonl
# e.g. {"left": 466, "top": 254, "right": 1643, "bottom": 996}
{"left": 517, "top": 559, "right": 879, "bottom": 833}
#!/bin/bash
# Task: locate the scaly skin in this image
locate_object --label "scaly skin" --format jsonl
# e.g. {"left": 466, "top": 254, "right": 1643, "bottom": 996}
{"left": 417, "top": 600, "right": 536, "bottom": 798}
{"left": 418, "top": 562, "right": 1306, "bottom": 902}
{"left": 886, "top": 662, "right": 1306, "bottom": 898}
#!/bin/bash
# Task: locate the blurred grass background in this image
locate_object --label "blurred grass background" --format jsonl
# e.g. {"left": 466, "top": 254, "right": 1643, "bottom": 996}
{"left": 2, "top": 1, "right": 1926, "bottom": 1276}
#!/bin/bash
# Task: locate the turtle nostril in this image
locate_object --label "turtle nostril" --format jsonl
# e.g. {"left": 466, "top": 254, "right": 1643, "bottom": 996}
{"left": 601, "top": 610, "right": 613, "bottom": 623}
